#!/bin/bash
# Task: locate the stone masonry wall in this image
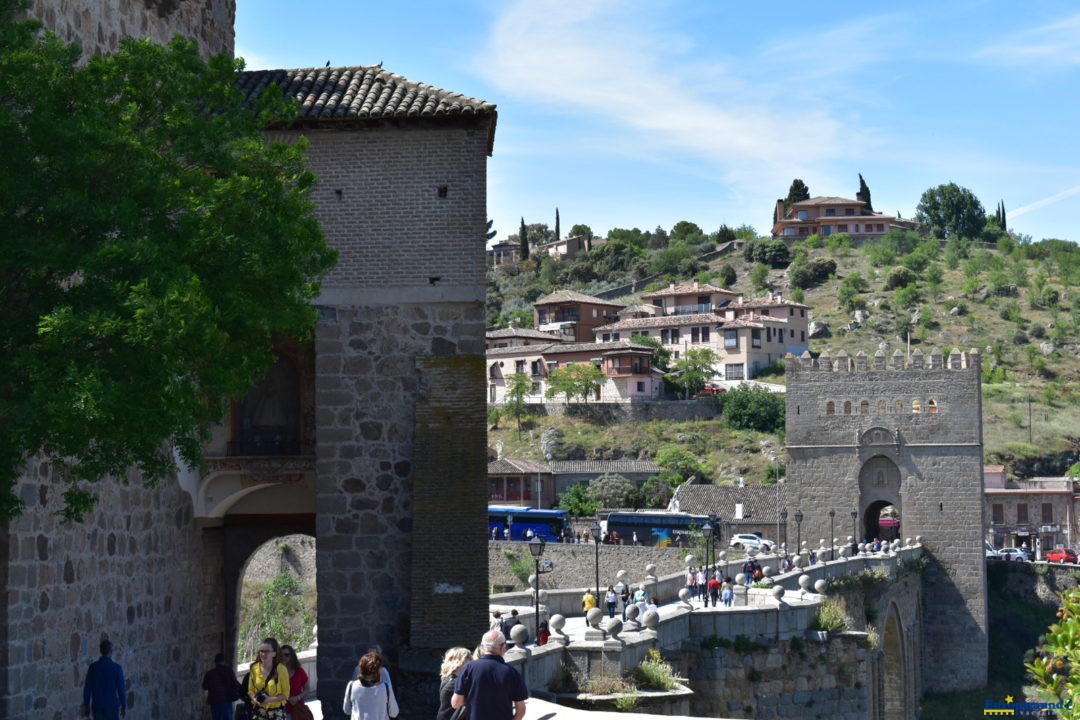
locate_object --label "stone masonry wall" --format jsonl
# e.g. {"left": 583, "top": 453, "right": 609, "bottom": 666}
{"left": 304, "top": 123, "right": 491, "bottom": 719}
{"left": 1, "top": 460, "right": 207, "bottom": 720}
{"left": 785, "top": 349, "right": 986, "bottom": 693}
{"left": 27, "top": 0, "right": 235, "bottom": 59}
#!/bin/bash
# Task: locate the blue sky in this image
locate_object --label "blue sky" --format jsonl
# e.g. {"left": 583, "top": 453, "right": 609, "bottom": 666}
{"left": 236, "top": 1, "right": 1079, "bottom": 245}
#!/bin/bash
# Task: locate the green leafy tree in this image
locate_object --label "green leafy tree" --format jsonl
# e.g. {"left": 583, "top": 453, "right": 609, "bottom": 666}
{"left": 587, "top": 473, "right": 638, "bottom": 509}
{"left": 717, "top": 264, "right": 737, "bottom": 287}
{"left": 665, "top": 347, "right": 719, "bottom": 399}
{"left": 750, "top": 263, "right": 770, "bottom": 290}
{"left": 784, "top": 179, "right": 810, "bottom": 211}
{"left": 915, "top": 182, "right": 986, "bottom": 239}
{"left": 557, "top": 482, "right": 599, "bottom": 517}
{"left": 554, "top": 207, "right": 560, "bottom": 241}
{"left": 838, "top": 272, "right": 869, "bottom": 310}
{"left": 0, "top": 11, "right": 336, "bottom": 520}
{"left": 503, "top": 373, "right": 532, "bottom": 435}
{"left": 714, "top": 225, "right": 737, "bottom": 245}
{"left": 569, "top": 223, "right": 593, "bottom": 239}
{"left": 655, "top": 445, "right": 707, "bottom": 484}
{"left": 720, "top": 384, "right": 785, "bottom": 433}
{"left": 1026, "top": 587, "right": 1080, "bottom": 717}
{"left": 545, "top": 363, "right": 604, "bottom": 403}
{"left": 885, "top": 266, "right": 918, "bottom": 290}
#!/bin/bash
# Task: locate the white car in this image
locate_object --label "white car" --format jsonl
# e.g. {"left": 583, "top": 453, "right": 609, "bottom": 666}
{"left": 985, "top": 540, "right": 1000, "bottom": 558}
{"left": 729, "top": 533, "right": 776, "bottom": 552}
{"left": 998, "top": 547, "right": 1030, "bottom": 562}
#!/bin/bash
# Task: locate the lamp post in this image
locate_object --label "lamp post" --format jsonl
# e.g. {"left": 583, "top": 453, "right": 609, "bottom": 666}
{"left": 708, "top": 512, "right": 718, "bottom": 573}
{"left": 794, "top": 508, "right": 804, "bottom": 552}
{"left": 591, "top": 522, "right": 602, "bottom": 600}
{"left": 828, "top": 508, "right": 836, "bottom": 560}
{"left": 779, "top": 507, "right": 788, "bottom": 551}
{"left": 528, "top": 535, "right": 546, "bottom": 633}
{"left": 702, "top": 521, "right": 714, "bottom": 577}
{"left": 851, "top": 507, "right": 859, "bottom": 553}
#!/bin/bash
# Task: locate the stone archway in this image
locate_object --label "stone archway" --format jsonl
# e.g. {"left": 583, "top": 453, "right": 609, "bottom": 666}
{"left": 858, "top": 455, "right": 901, "bottom": 543}
{"left": 882, "top": 604, "right": 908, "bottom": 719}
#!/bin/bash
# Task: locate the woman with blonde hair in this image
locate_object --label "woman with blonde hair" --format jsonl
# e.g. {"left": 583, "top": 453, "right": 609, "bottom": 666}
{"left": 344, "top": 650, "right": 399, "bottom": 720}
{"left": 435, "top": 647, "right": 472, "bottom": 720}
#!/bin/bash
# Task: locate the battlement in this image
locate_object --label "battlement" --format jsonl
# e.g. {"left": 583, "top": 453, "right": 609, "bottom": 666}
{"left": 785, "top": 347, "right": 980, "bottom": 372}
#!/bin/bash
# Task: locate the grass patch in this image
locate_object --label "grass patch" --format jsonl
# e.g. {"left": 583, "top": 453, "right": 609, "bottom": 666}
{"left": 629, "top": 648, "right": 681, "bottom": 691}
{"left": 811, "top": 598, "right": 848, "bottom": 633}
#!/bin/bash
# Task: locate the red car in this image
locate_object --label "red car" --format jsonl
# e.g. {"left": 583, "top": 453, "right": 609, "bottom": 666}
{"left": 1046, "top": 547, "right": 1078, "bottom": 564}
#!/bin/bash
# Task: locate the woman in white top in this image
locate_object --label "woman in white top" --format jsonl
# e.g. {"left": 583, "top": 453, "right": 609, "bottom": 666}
{"left": 343, "top": 650, "right": 398, "bottom": 720}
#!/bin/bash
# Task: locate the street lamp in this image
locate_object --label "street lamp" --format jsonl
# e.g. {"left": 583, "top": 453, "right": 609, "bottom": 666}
{"left": 702, "top": 521, "right": 714, "bottom": 577}
{"left": 528, "top": 535, "right": 546, "bottom": 634}
{"left": 794, "top": 508, "right": 804, "bottom": 552}
{"left": 591, "top": 522, "right": 602, "bottom": 600}
{"left": 708, "top": 512, "right": 718, "bottom": 573}
{"left": 851, "top": 507, "right": 859, "bottom": 553}
{"left": 828, "top": 509, "right": 836, "bottom": 560}
{"left": 779, "top": 507, "right": 788, "bottom": 551}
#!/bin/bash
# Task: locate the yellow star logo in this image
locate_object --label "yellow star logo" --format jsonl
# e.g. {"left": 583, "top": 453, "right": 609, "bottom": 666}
{"left": 1005, "top": 695, "right": 1014, "bottom": 704}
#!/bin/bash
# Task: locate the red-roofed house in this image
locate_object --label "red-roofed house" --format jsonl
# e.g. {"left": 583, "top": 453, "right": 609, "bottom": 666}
{"left": 772, "top": 196, "right": 914, "bottom": 241}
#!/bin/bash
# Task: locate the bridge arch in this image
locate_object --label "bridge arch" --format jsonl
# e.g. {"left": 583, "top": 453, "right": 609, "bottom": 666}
{"left": 881, "top": 601, "right": 910, "bottom": 719}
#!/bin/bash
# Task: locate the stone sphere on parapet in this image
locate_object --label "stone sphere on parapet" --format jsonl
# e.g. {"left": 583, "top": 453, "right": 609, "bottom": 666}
{"left": 642, "top": 609, "right": 659, "bottom": 629}
{"left": 718, "top": 550, "right": 727, "bottom": 561}
{"left": 819, "top": 539, "right": 827, "bottom": 548}
{"left": 586, "top": 607, "right": 603, "bottom": 628}
{"left": 678, "top": 588, "right": 691, "bottom": 604}
{"left": 735, "top": 573, "right": 746, "bottom": 586}
{"left": 915, "top": 535, "right": 923, "bottom": 545}
{"left": 625, "top": 604, "right": 640, "bottom": 621}
{"left": 549, "top": 614, "right": 566, "bottom": 633}
{"left": 645, "top": 563, "right": 657, "bottom": 576}
{"left": 528, "top": 574, "right": 537, "bottom": 589}
{"left": 771, "top": 585, "right": 785, "bottom": 601}
{"left": 798, "top": 575, "right": 811, "bottom": 591}
{"left": 762, "top": 565, "right": 773, "bottom": 577}
{"left": 607, "top": 618, "right": 623, "bottom": 639}
{"left": 616, "top": 569, "right": 628, "bottom": 582}
{"left": 510, "top": 624, "right": 529, "bottom": 647}
{"left": 538, "top": 590, "right": 548, "bottom": 603}
{"left": 814, "top": 579, "right": 827, "bottom": 594}
{"left": 685, "top": 554, "right": 696, "bottom": 566}
{"left": 905, "top": 538, "right": 912, "bottom": 546}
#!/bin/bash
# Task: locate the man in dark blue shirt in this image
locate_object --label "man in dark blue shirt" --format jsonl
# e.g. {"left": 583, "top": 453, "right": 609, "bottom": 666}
{"left": 451, "top": 630, "right": 528, "bottom": 720}
{"left": 82, "top": 640, "right": 126, "bottom": 719}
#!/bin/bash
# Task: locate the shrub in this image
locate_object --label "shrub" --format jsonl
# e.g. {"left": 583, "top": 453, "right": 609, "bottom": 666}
{"left": 894, "top": 283, "right": 921, "bottom": 308}
{"left": 812, "top": 598, "right": 847, "bottom": 633}
{"left": 750, "top": 263, "right": 770, "bottom": 290}
{"left": 885, "top": 266, "right": 917, "bottom": 290}
{"left": 630, "top": 648, "right": 680, "bottom": 690}
{"left": 720, "top": 384, "right": 785, "bottom": 434}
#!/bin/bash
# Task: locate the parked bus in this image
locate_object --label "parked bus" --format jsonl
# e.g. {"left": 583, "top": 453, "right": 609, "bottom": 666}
{"left": 488, "top": 505, "right": 571, "bottom": 541}
{"left": 604, "top": 511, "right": 710, "bottom": 547}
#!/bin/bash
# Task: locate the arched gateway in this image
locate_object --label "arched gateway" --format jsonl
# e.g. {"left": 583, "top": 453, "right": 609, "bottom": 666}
{"left": 785, "top": 348, "right": 987, "bottom": 695}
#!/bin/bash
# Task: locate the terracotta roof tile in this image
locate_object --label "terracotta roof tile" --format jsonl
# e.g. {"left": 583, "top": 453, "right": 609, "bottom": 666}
{"left": 549, "top": 460, "right": 660, "bottom": 474}
{"left": 488, "top": 458, "right": 549, "bottom": 474}
{"left": 486, "top": 328, "right": 562, "bottom": 341}
{"left": 594, "top": 313, "right": 720, "bottom": 332}
{"left": 534, "top": 290, "right": 624, "bottom": 306}
{"left": 672, "top": 484, "right": 791, "bottom": 523}
{"left": 642, "top": 282, "right": 736, "bottom": 298}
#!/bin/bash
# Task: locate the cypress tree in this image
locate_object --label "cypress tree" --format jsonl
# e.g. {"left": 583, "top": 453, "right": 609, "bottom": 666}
{"left": 555, "top": 207, "right": 560, "bottom": 241}
{"left": 519, "top": 217, "right": 530, "bottom": 260}
{"left": 858, "top": 173, "right": 873, "bottom": 212}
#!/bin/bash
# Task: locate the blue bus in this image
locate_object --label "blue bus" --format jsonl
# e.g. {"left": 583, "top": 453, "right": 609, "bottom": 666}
{"left": 488, "top": 505, "right": 570, "bottom": 541}
{"left": 604, "top": 511, "right": 710, "bottom": 547}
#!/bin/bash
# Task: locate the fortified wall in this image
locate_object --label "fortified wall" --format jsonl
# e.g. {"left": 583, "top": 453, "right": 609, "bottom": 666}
{"left": 785, "top": 348, "right": 986, "bottom": 693}
{"left": 26, "top": 0, "right": 234, "bottom": 59}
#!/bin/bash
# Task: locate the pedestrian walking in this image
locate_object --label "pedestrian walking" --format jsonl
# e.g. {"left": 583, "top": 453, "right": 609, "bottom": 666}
{"left": 435, "top": 647, "right": 471, "bottom": 720}
{"left": 343, "top": 650, "right": 399, "bottom": 720}
{"left": 605, "top": 586, "right": 618, "bottom": 619}
{"left": 248, "top": 637, "right": 290, "bottom": 720}
{"left": 279, "top": 645, "right": 310, "bottom": 719}
{"left": 82, "top": 639, "right": 126, "bottom": 720}
{"left": 203, "top": 652, "right": 242, "bottom": 720}
{"left": 451, "top": 630, "right": 528, "bottom": 720}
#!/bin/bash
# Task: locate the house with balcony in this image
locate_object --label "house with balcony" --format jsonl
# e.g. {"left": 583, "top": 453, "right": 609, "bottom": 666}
{"left": 486, "top": 326, "right": 563, "bottom": 349}
{"left": 486, "top": 339, "right": 660, "bottom": 404}
{"left": 488, "top": 239, "right": 520, "bottom": 268}
{"left": 533, "top": 289, "right": 624, "bottom": 342}
{"left": 772, "top": 195, "right": 914, "bottom": 242}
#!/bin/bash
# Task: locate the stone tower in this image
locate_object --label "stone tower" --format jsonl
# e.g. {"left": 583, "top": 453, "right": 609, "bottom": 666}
{"left": 785, "top": 348, "right": 987, "bottom": 693}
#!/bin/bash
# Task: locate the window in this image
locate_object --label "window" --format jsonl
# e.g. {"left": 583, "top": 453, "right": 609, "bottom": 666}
{"left": 725, "top": 364, "right": 744, "bottom": 380}
{"left": 489, "top": 364, "right": 498, "bottom": 379}
{"left": 801, "top": 309, "right": 805, "bottom": 317}
{"left": 878, "top": 400, "right": 887, "bottom": 414}
{"left": 538, "top": 310, "right": 548, "bottom": 324}
{"left": 701, "top": 326, "right": 710, "bottom": 343}
{"left": 822, "top": 225, "right": 832, "bottom": 236}
{"left": 506, "top": 477, "right": 521, "bottom": 502}
{"left": 790, "top": 307, "right": 795, "bottom": 316}
{"left": 531, "top": 361, "right": 541, "bottom": 375}
{"left": 602, "top": 333, "right": 610, "bottom": 342}
{"left": 639, "top": 330, "right": 649, "bottom": 337}
{"left": 845, "top": 208, "right": 855, "bottom": 216}
{"left": 895, "top": 400, "right": 904, "bottom": 413}
{"left": 671, "top": 328, "right": 680, "bottom": 343}
{"left": 928, "top": 399, "right": 938, "bottom": 413}
{"left": 784, "top": 227, "right": 796, "bottom": 236}
{"left": 860, "top": 400, "right": 870, "bottom": 415}
{"left": 825, "top": 208, "right": 836, "bottom": 217}
{"left": 531, "top": 382, "right": 540, "bottom": 394}
{"left": 751, "top": 329, "right": 761, "bottom": 348}
{"left": 691, "top": 327, "right": 700, "bottom": 343}
{"left": 912, "top": 399, "right": 922, "bottom": 414}
{"left": 661, "top": 329, "right": 669, "bottom": 344}
{"left": 992, "top": 504, "right": 1003, "bottom": 524}
{"left": 697, "top": 295, "right": 709, "bottom": 306}
{"left": 636, "top": 381, "right": 645, "bottom": 392}
{"left": 515, "top": 360, "right": 526, "bottom": 373}
{"left": 797, "top": 210, "right": 809, "bottom": 220}
{"left": 592, "top": 308, "right": 598, "bottom": 317}
{"left": 843, "top": 400, "right": 852, "bottom": 415}
{"left": 801, "top": 331, "right": 805, "bottom": 342}
{"left": 826, "top": 401, "right": 835, "bottom": 415}
{"left": 1042, "top": 503, "right": 1054, "bottom": 523}
{"left": 876, "top": 224, "right": 885, "bottom": 232}
{"left": 838, "top": 224, "right": 848, "bottom": 232}
{"left": 1017, "top": 505, "right": 1029, "bottom": 524}
{"left": 725, "top": 330, "right": 738, "bottom": 349}
{"left": 613, "top": 333, "right": 620, "bottom": 341}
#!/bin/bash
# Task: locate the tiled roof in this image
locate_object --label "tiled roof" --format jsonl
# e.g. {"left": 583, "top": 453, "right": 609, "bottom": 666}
{"left": 487, "top": 327, "right": 561, "bottom": 341}
{"left": 642, "top": 282, "right": 735, "bottom": 298}
{"left": 236, "top": 65, "right": 497, "bottom": 150}
{"left": 733, "top": 297, "right": 810, "bottom": 310}
{"left": 545, "top": 340, "right": 652, "bottom": 355}
{"left": 534, "top": 290, "right": 624, "bottom": 307}
{"left": 722, "top": 315, "right": 789, "bottom": 329}
{"left": 489, "top": 458, "right": 549, "bottom": 474}
{"left": 594, "top": 313, "right": 720, "bottom": 332}
{"left": 672, "top": 484, "right": 791, "bottom": 522}
{"left": 486, "top": 344, "right": 554, "bottom": 358}
{"left": 790, "top": 196, "right": 863, "bottom": 207}
{"left": 549, "top": 460, "right": 660, "bottom": 474}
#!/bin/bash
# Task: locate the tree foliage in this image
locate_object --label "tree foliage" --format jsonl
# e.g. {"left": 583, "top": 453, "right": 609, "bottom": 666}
{"left": 519, "top": 217, "right": 530, "bottom": 260}
{"left": 503, "top": 373, "right": 532, "bottom": 434}
{"left": 665, "top": 347, "right": 719, "bottom": 398}
{"left": 557, "top": 481, "right": 599, "bottom": 517}
{"left": 784, "top": 179, "right": 810, "bottom": 210}
{"left": 0, "top": 10, "right": 336, "bottom": 520}
{"left": 587, "top": 473, "right": 638, "bottom": 509}
{"left": 915, "top": 182, "right": 986, "bottom": 239}
{"left": 545, "top": 363, "right": 604, "bottom": 403}
{"left": 858, "top": 173, "right": 873, "bottom": 212}
{"left": 1026, "top": 586, "right": 1080, "bottom": 717}
{"left": 720, "top": 385, "right": 785, "bottom": 433}
{"left": 655, "top": 445, "right": 707, "bottom": 484}
{"left": 630, "top": 334, "right": 671, "bottom": 372}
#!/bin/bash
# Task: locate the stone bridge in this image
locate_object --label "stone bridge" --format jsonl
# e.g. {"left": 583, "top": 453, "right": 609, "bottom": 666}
{"left": 492, "top": 542, "right": 924, "bottom": 720}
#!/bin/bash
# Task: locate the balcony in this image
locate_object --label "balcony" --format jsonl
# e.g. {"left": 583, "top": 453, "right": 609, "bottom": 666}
{"left": 667, "top": 303, "right": 713, "bottom": 316}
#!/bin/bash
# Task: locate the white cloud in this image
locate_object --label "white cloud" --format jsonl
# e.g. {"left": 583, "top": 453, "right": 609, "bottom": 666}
{"left": 1010, "top": 186, "right": 1080, "bottom": 218}
{"left": 973, "top": 13, "right": 1080, "bottom": 66}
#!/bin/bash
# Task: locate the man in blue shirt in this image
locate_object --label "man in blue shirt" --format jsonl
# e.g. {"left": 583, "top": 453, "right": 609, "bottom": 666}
{"left": 82, "top": 640, "right": 126, "bottom": 719}
{"left": 451, "top": 630, "right": 528, "bottom": 720}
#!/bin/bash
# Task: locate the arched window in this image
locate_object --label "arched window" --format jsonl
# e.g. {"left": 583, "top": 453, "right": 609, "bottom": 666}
{"left": 928, "top": 399, "right": 938, "bottom": 413}
{"left": 235, "top": 355, "right": 300, "bottom": 455}
{"left": 912, "top": 400, "right": 922, "bottom": 414}
{"left": 826, "top": 401, "right": 835, "bottom": 415}
{"left": 860, "top": 400, "right": 870, "bottom": 415}
{"left": 489, "top": 364, "right": 499, "bottom": 379}
{"left": 895, "top": 400, "right": 905, "bottom": 414}
{"left": 878, "top": 399, "right": 887, "bottom": 414}
{"left": 844, "top": 400, "right": 852, "bottom": 415}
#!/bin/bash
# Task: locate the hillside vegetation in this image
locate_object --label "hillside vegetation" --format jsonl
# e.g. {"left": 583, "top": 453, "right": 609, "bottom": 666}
{"left": 489, "top": 223, "right": 1079, "bottom": 475}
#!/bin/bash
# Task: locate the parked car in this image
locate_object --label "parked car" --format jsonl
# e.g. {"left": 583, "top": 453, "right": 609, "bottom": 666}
{"left": 729, "top": 533, "right": 776, "bottom": 552}
{"left": 998, "top": 547, "right": 1031, "bottom": 562}
{"left": 1046, "top": 547, "right": 1079, "bottom": 564}
{"left": 985, "top": 540, "right": 1000, "bottom": 558}
{"left": 691, "top": 384, "right": 726, "bottom": 400}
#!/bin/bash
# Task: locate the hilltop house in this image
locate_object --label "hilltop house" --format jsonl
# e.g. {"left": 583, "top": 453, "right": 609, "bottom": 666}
{"left": 772, "top": 195, "right": 914, "bottom": 242}
{"left": 533, "top": 289, "right": 625, "bottom": 342}
{"left": 984, "top": 466, "right": 1077, "bottom": 553}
